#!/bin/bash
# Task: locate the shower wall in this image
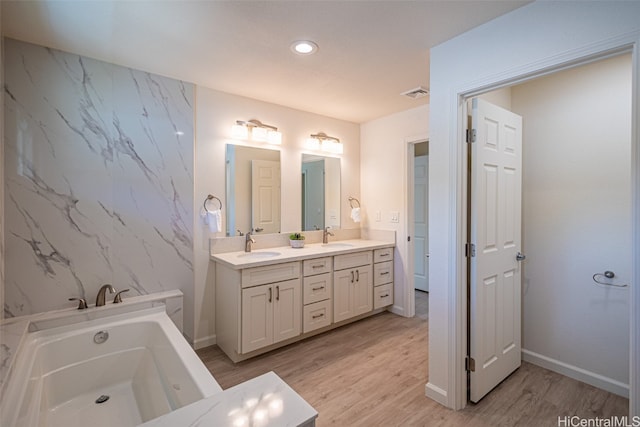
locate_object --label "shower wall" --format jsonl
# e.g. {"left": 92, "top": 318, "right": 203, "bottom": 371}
{"left": 3, "top": 39, "right": 195, "bottom": 338}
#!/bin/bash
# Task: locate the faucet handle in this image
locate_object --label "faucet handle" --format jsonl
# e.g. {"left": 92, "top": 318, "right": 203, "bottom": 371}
{"left": 69, "top": 297, "right": 88, "bottom": 310}
{"left": 113, "top": 289, "right": 130, "bottom": 304}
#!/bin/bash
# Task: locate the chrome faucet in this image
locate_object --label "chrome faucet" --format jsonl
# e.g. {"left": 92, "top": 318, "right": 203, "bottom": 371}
{"left": 245, "top": 230, "right": 256, "bottom": 252}
{"left": 96, "top": 284, "right": 115, "bottom": 307}
{"left": 323, "top": 226, "right": 334, "bottom": 244}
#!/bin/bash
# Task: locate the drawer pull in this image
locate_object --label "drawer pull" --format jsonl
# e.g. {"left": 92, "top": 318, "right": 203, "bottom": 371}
{"left": 379, "top": 253, "right": 390, "bottom": 257}
{"left": 268, "top": 287, "right": 272, "bottom": 303}
{"left": 276, "top": 285, "right": 280, "bottom": 301}
{"left": 351, "top": 271, "right": 354, "bottom": 283}
{"left": 312, "top": 286, "right": 325, "bottom": 291}
{"left": 380, "top": 271, "right": 390, "bottom": 275}
{"left": 312, "top": 264, "right": 324, "bottom": 269}
{"left": 312, "top": 313, "right": 325, "bottom": 319}
{"left": 356, "top": 269, "right": 360, "bottom": 282}
{"left": 380, "top": 293, "right": 389, "bottom": 298}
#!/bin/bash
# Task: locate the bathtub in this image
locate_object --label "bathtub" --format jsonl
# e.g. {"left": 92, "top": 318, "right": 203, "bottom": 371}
{"left": 0, "top": 306, "right": 222, "bottom": 427}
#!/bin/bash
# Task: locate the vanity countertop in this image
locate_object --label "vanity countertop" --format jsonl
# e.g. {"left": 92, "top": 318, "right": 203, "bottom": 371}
{"left": 140, "top": 371, "right": 317, "bottom": 427}
{"left": 211, "top": 239, "right": 395, "bottom": 269}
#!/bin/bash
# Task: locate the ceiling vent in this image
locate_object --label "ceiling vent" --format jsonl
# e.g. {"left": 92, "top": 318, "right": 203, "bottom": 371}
{"left": 401, "top": 86, "right": 429, "bottom": 99}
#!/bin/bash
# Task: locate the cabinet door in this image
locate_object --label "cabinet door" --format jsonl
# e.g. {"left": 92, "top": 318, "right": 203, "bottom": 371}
{"left": 333, "top": 269, "right": 354, "bottom": 323}
{"left": 242, "top": 284, "right": 273, "bottom": 353}
{"left": 353, "top": 265, "right": 373, "bottom": 317}
{"left": 273, "top": 279, "right": 302, "bottom": 344}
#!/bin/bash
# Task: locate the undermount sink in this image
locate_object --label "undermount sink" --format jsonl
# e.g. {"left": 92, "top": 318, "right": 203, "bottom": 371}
{"left": 237, "top": 251, "right": 281, "bottom": 259}
{"left": 321, "top": 242, "right": 354, "bottom": 248}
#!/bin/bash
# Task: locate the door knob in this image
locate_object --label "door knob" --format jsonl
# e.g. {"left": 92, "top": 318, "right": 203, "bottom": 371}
{"left": 516, "top": 252, "right": 526, "bottom": 261}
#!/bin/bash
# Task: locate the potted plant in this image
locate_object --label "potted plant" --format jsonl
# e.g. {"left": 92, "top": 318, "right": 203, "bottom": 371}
{"left": 289, "top": 232, "right": 305, "bottom": 248}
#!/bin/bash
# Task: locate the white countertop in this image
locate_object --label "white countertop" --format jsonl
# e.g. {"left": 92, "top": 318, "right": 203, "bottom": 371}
{"left": 211, "top": 239, "right": 395, "bottom": 269}
{"left": 140, "top": 371, "right": 317, "bottom": 427}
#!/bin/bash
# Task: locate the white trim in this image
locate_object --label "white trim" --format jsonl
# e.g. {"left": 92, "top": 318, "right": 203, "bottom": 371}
{"left": 450, "top": 34, "right": 640, "bottom": 411}
{"left": 523, "top": 349, "right": 629, "bottom": 398}
{"left": 425, "top": 382, "right": 448, "bottom": 406}
{"left": 193, "top": 333, "right": 217, "bottom": 350}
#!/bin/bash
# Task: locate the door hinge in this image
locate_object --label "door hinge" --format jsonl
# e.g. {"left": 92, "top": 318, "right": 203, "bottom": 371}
{"left": 466, "top": 128, "right": 476, "bottom": 143}
{"left": 465, "top": 356, "right": 476, "bottom": 372}
{"left": 465, "top": 243, "right": 476, "bottom": 258}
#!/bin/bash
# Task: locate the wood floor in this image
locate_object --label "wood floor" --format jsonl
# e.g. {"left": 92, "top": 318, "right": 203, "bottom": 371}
{"left": 197, "top": 292, "right": 627, "bottom": 426}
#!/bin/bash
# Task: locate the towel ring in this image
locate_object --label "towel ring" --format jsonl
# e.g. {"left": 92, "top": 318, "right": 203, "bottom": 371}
{"left": 204, "top": 194, "right": 222, "bottom": 213}
{"left": 348, "top": 196, "right": 360, "bottom": 209}
{"left": 593, "top": 271, "right": 628, "bottom": 288}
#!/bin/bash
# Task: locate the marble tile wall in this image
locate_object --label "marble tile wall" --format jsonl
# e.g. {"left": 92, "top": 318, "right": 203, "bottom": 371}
{"left": 3, "top": 39, "right": 195, "bottom": 337}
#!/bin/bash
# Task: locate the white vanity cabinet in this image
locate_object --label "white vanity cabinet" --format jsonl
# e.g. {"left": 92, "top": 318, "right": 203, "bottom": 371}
{"left": 373, "top": 248, "right": 394, "bottom": 309}
{"left": 333, "top": 251, "right": 373, "bottom": 323}
{"left": 302, "top": 257, "right": 333, "bottom": 333}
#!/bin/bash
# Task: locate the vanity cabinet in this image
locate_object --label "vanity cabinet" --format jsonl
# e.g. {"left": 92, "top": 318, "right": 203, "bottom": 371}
{"left": 242, "top": 278, "right": 301, "bottom": 353}
{"left": 302, "top": 258, "right": 333, "bottom": 333}
{"left": 373, "top": 248, "right": 394, "bottom": 309}
{"left": 333, "top": 251, "right": 373, "bottom": 323}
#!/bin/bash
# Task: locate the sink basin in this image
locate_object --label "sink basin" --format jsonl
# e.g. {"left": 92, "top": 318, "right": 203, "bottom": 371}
{"left": 237, "top": 251, "right": 281, "bottom": 259}
{"left": 321, "top": 243, "right": 354, "bottom": 248}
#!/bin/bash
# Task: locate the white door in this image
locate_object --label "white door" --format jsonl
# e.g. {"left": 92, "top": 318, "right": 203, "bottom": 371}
{"left": 414, "top": 155, "right": 429, "bottom": 292}
{"left": 252, "top": 160, "right": 281, "bottom": 234}
{"left": 469, "top": 98, "right": 523, "bottom": 402}
{"left": 241, "top": 284, "right": 273, "bottom": 353}
{"left": 352, "top": 265, "right": 373, "bottom": 316}
{"left": 333, "top": 270, "right": 354, "bottom": 323}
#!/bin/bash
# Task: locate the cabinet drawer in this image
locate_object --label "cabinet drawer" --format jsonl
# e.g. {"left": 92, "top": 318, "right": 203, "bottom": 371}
{"left": 241, "top": 262, "right": 301, "bottom": 288}
{"left": 303, "top": 273, "right": 332, "bottom": 305}
{"left": 334, "top": 251, "right": 372, "bottom": 271}
{"left": 303, "top": 299, "right": 332, "bottom": 333}
{"left": 303, "top": 257, "right": 332, "bottom": 276}
{"left": 374, "top": 261, "right": 393, "bottom": 286}
{"left": 374, "top": 283, "right": 393, "bottom": 309}
{"left": 374, "top": 247, "right": 394, "bottom": 263}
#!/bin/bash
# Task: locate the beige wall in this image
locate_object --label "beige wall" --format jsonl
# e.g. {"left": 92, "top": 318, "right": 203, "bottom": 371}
{"left": 360, "top": 104, "right": 429, "bottom": 316}
{"left": 193, "top": 87, "right": 360, "bottom": 347}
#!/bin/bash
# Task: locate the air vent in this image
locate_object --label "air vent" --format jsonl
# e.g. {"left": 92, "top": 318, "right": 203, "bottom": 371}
{"left": 401, "top": 86, "right": 430, "bottom": 99}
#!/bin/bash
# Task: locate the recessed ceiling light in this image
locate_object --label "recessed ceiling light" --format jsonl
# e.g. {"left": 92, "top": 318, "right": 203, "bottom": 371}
{"left": 291, "top": 40, "right": 318, "bottom": 55}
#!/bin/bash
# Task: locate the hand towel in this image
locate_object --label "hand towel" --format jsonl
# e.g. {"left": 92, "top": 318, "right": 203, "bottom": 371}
{"left": 207, "top": 209, "right": 222, "bottom": 233}
{"left": 351, "top": 207, "right": 361, "bottom": 223}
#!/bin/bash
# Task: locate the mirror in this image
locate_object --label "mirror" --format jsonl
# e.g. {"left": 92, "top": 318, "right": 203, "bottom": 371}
{"left": 226, "top": 144, "right": 281, "bottom": 236}
{"left": 301, "top": 154, "right": 341, "bottom": 231}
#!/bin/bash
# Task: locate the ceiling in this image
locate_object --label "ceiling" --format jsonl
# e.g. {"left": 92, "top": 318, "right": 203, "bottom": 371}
{"left": 2, "top": 0, "right": 530, "bottom": 124}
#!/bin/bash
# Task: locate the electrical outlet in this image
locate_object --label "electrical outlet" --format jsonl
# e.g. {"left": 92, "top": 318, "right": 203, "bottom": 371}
{"left": 390, "top": 211, "right": 399, "bottom": 223}
{"left": 375, "top": 211, "right": 381, "bottom": 222}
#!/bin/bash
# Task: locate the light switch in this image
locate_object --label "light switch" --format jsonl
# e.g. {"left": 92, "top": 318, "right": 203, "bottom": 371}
{"left": 375, "top": 211, "right": 381, "bottom": 222}
{"left": 390, "top": 211, "right": 399, "bottom": 223}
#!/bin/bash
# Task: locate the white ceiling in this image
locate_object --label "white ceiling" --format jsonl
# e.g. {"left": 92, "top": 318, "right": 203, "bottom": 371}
{"left": 2, "top": 0, "right": 530, "bottom": 123}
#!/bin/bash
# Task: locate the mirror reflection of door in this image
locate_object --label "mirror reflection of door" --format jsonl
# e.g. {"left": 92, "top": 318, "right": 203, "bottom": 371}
{"left": 251, "top": 159, "right": 281, "bottom": 234}
{"left": 302, "top": 159, "right": 325, "bottom": 231}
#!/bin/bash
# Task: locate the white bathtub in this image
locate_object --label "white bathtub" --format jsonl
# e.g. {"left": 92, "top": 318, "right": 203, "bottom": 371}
{"left": 0, "top": 306, "right": 222, "bottom": 427}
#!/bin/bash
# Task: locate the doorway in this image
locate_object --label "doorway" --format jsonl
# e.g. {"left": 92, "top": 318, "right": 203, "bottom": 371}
{"left": 466, "top": 53, "right": 632, "bottom": 402}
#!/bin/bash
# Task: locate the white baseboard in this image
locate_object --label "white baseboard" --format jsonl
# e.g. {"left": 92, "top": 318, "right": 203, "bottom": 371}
{"left": 425, "top": 382, "right": 448, "bottom": 406}
{"left": 390, "top": 304, "right": 405, "bottom": 317}
{"left": 522, "top": 349, "right": 629, "bottom": 398}
{"left": 193, "top": 334, "right": 217, "bottom": 350}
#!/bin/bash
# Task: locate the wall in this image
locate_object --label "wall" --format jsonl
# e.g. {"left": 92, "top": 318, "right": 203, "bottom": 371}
{"left": 428, "top": 1, "right": 640, "bottom": 409}
{"left": 3, "top": 39, "right": 196, "bottom": 337}
{"left": 512, "top": 54, "right": 632, "bottom": 390}
{"left": 193, "top": 86, "right": 360, "bottom": 347}
{"left": 360, "top": 104, "right": 429, "bottom": 316}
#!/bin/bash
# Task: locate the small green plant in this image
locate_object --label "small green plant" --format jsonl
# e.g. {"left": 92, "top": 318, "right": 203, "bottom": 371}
{"left": 289, "top": 232, "right": 305, "bottom": 240}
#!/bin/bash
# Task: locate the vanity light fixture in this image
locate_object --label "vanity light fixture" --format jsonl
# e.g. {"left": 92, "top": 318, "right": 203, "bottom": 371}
{"left": 231, "top": 119, "right": 282, "bottom": 145}
{"left": 306, "top": 132, "right": 343, "bottom": 155}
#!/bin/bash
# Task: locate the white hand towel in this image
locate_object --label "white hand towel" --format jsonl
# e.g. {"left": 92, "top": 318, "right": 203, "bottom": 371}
{"left": 207, "top": 209, "right": 222, "bottom": 233}
{"left": 350, "top": 207, "right": 361, "bottom": 223}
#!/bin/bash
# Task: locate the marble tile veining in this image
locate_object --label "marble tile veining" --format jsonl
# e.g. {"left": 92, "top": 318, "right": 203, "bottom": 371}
{"left": 3, "top": 39, "right": 194, "bottom": 336}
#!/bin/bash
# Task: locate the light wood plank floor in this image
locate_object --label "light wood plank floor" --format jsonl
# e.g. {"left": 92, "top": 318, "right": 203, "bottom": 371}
{"left": 197, "top": 293, "right": 627, "bottom": 426}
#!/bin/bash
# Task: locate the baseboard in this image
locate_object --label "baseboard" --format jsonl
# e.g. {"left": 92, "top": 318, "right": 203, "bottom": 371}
{"left": 193, "top": 334, "right": 217, "bottom": 350}
{"left": 522, "top": 349, "right": 629, "bottom": 398}
{"left": 390, "top": 304, "right": 405, "bottom": 317}
{"left": 425, "top": 382, "right": 448, "bottom": 407}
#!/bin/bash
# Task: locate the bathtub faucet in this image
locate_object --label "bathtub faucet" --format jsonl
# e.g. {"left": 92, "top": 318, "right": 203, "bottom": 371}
{"left": 96, "top": 284, "right": 116, "bottom": 307}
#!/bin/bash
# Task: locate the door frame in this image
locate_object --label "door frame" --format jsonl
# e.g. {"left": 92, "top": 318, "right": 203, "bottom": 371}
{"left": 405, "top": 135, "right": 429, "bottom": 319}
{"left": 449, "top": 40, "right": 639, "bottom": 411}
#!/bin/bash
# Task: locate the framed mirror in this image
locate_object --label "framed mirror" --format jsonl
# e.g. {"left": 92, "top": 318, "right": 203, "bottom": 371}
{"left": 226, "top": 144, "right": 281, "bottom": 236}
{"left": 301, "top": 154, "right": 341, "bottom": 231}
